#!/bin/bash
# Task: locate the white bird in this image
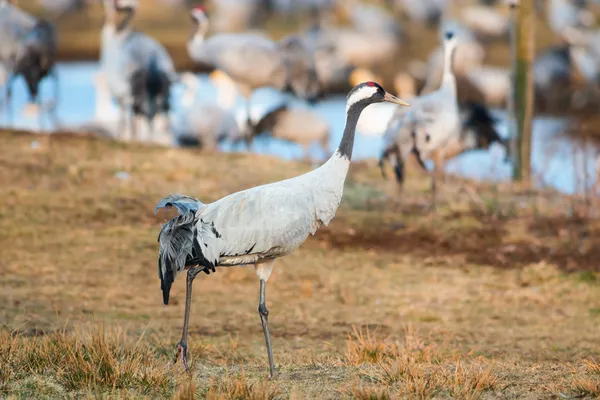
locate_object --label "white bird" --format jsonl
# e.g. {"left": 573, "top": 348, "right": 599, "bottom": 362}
{"left": 175, "top": 70, "right": 248, "bottom": 149}
{"left": 419, "top": 20, "right": 485, "bottom": 94}
{"left": 0, "top": 1, "right": 58, "bottom": 126}
{"left": 187, "top": 6, "right": 320, "bottom": 124}
{"left": 154, "top": 81, "right": 409, "bottom": 377}
{"left": 380, "top": 32, "right": 460, "bottom": 202}
{"left": 100, "top": 0, "right": 177, "bottom": 143}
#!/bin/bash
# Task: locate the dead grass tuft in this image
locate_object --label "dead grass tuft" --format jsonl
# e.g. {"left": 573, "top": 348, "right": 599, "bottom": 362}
{"left": 349, "top": 384, "right": 391, "bottom": 400}
{"left": 205, "top": 372, "right": 280, "bottom": 400}
{"left": 0, "top": 326, "right": 175, "bottom": 397}
{"left": 346, "top": 328, "right": 499, "bottom": 399}
{"left": 345, "top": 326, "right": 394, "bottom": 365}
{"left": 570, "top": 359, "right": 600, "bottom": 398}
{"left": 173, "top": 379, "right": 197, "bottom": 400}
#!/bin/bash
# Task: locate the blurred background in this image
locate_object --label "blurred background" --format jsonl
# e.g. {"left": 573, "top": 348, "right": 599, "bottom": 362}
{"left": 4, "top": 0, "right": 600, "bottom": 194}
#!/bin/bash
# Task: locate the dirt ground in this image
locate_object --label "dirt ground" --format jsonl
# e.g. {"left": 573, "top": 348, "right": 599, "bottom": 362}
{"left": 0, "top": 130, "right": 599, "bottom": 398}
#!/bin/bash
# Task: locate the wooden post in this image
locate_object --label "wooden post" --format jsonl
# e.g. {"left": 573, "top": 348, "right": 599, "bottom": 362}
{"left": 507, "top": 1, "right": 518, "bottom": 165}
{"left": 512, "top": 0, "right": 535, "bottom": 182}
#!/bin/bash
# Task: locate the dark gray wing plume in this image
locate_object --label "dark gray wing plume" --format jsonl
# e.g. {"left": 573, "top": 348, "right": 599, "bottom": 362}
{"left": 154, "top": 194, "right": 204, "bottom": 215}
{"left": 155, "top": 194, "right": 206, "bottom": 305}
{"left": 463, "top": 102, "right": 504, "bottom": 148}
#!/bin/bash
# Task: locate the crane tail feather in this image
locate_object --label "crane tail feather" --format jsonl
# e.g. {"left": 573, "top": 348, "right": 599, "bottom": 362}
{"left": 156, "top": 194, "right": 205, "bottom": 305}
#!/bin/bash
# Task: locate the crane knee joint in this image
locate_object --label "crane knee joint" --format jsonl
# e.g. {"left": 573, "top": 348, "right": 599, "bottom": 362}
{"left": 258, "top": 304, "right": 269, "bottom": 317}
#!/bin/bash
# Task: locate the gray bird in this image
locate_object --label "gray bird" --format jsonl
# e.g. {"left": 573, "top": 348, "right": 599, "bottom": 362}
{"left": 175, "top": 71, "right": 248, "bottom": 149}
{"left": 187, "top": 6, "right": 320, "bottom": 125}
{"left": 100, "top": 0, "right": 177, "bottom": 143}
{"left": 380, "top": 102, "right": 507, "bottom": 185}
{"left": 380, "top": 32, "right": 460, "bottom": 205}
{"left": 0, "top": 0, "right": 58, "bottom": 127}
{"left": 154, "top": 82, "right": 409, "bottom": 378}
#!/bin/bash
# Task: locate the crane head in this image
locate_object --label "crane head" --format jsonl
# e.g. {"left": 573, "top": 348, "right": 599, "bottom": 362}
{"left": 346, "top": 82, "right": 409, "bottom": 114}
{"left": 190, "top": 5, "right": 207, "bottom": 23}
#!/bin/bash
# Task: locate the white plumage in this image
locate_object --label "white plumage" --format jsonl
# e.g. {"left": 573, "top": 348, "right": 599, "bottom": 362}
{"left": 100, "top": 0, "right": 176, "bottom": 143}
{"left": 385, "top": 32, "right": 460, "bottom": 164}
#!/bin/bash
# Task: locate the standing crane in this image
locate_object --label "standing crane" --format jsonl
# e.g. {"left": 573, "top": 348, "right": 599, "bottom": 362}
{"left": 0, "top": 0, "right": 58, "bottom": 127}
{"left": 155, "top": 82, "right": 409, "bottom": 378}
{"left": 379, "top": 32, "right": 460, "bottom": 204}
{"left": 187, "top": 6, "right": 320, "bottom": 127}
{"left": 100, "top": 0, "right": 177, "bottom": 143}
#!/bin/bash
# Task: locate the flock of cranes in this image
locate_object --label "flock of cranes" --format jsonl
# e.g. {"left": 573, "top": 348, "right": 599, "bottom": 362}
{"left": 3, "top": 0, "right": 600, "bottom": 377}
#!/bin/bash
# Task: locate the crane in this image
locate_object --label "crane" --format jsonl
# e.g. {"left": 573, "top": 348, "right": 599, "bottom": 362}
{"left": 0, "top": 0, "right": 58, "bottom": 128}
{"left": 175, "top": 71, "right": 249, "bottom": 149}
{"left": 379, "top": 32, "right": 460, "bottom": 204}
{"left": 100, "top": 0, "right": 177, "bottom": 143}
{"left": 155, "top": 82, "right": 409, "bottom": 378}
{"left": 187, "top": 6, "right": 320, "bottom": 127}
{"left": 380, "top": 102, "right": 507, "bottom": 185}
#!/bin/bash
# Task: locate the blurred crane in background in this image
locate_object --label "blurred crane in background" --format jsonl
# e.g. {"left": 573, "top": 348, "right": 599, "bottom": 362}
{"left": 175, "top": 70, "right": 249, "bottom": 149}
{"left": 187, "top": 6, "right": 320, "bottom": 129}
{"left": 379, "top": 32, "right": 460, "bottom": 206}
{"left": 100, "top": 0, "right": 177, "bottom": 143}
{"left": 0, "top": 0, "right": 58, "bottom": 128}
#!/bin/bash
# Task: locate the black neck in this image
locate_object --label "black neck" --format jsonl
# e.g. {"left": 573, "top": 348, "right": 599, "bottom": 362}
{"left": 117, "top": 8, "right": 134, "bottom": 33}
{"left": 337, "top": 101, "right": 367, "bottom": 160}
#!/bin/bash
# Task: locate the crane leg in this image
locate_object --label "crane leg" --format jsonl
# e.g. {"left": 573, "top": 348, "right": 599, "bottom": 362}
{"left": 49, "top": 68, "right": 59, "bottom": 129}
{"left": 258, "top": 279, "right": 276, "bottom": 380}
{"left": 174, "top": 266, "right": 204, "bottom": 372}
{"left": 255, "top": 260, "right": 276, "bottom": 379}
{"left": 431, "top": 174, "right": 437, "bottom": 210}
{"left": 6, "top": 77, "right": 14, "bottom": 127}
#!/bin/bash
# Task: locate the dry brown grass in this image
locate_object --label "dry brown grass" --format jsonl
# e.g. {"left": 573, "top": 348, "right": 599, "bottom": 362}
{"left": 0, "top": 326, "right": 178, "bottom": 397}
{"left": 1, "top": 131, "right": 600, "bottom": 398}
{"left": 346, "top": 328, "right": 499, "bottom": 399}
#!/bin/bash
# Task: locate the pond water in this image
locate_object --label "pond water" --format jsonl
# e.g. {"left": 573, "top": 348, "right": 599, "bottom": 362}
{"left": 0, "top": 62, "right": 598, "bottom": 195}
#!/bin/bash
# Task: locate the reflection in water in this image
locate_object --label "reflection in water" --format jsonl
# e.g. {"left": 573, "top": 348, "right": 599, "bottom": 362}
{"left": 0, "top": 62, "right": 597, "bottom": 195}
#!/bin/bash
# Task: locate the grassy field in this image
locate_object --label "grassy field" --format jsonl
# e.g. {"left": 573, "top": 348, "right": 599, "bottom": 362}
{"left": 1, "top": 130, "right": 600, "bottom": 398}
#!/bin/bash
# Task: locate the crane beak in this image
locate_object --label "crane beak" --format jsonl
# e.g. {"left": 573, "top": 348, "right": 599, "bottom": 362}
{"left": 384, "top": 92, "right": 410, "bottom": 107}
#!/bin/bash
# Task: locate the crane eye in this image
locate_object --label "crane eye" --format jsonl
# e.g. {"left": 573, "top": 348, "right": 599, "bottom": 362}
{"left": 425, "top": 134, "right": 431, "bottom": 143}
